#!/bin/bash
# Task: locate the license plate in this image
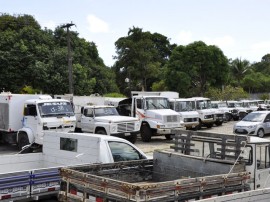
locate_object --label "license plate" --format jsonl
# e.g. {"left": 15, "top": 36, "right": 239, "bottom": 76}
{"left": 124, "top": 133, "right": 131, "bottom": 136}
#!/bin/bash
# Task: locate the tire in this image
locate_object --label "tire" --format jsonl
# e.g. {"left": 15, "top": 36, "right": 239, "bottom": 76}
{"left": 233, "top": 117, "right": 239, "bottom": 121}
{"left": 225, "top": 113, "right": 232, "bottom": 122}
{"left": 205, "top": 123, "right": 213, "bottom": 128}
{"left": 126, "top": 134, "right": 137, "bottom": 144}
{"left": 165, "top": 134, "right": 173, "bottom": 140}
{"left": 18, "top": 132, "right": 32, "bottom": 153}
{"left": 140, "top": 124, "right": 152, "bottom": 142}
{"left": 257, "top": 129, "right": 264, "bottom": 138}
{"left": 96, "top": 129, "right": 107, "bottom": 135}
{"left": 215, "top": 121, "right": 223, "bottom": 126}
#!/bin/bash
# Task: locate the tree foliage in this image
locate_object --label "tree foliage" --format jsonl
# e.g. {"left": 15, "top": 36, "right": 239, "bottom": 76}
{"left": 0, "top": 14, "right": 118, "bottom": 95}
{"left": 113, "top": 27, "right": 175, "bottom": 95}
{"left": 165, "top": 41, "right": 229, "bottom": 97}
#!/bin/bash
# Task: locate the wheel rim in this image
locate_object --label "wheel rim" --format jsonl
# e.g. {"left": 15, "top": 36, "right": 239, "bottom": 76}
{"left": 258, "top": 130, "right": 264, "bottom": 138}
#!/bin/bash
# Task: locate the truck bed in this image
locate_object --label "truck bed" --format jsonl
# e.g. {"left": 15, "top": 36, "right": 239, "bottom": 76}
{"left": 59, "top": 151, "right": 250, "bottom": 202}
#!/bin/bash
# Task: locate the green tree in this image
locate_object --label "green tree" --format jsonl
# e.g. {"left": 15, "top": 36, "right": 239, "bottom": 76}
{"left": 113, "top": 27, "right": 175, "bottom": 95}
{"left": 230, "top": 58, "right": 250, "bottom": 86}
{"left": 166, "top": 41, "right": 229, "bottom": 96}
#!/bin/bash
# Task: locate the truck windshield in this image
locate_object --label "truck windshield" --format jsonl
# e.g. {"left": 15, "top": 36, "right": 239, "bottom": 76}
{"left": 228, "top": 102, "right": 243, "bottom": 108}
{"left": 196, "top": 100, "right": 211, "bottom": 110}
{"left": 145, "top": 97, "right": 169, "bottom": 110}
{"left": 94, "top": 107, "right": 119, "bottom": 117}
{"left": 175, "top": 101, "right": 195, "bottom": 112}
{"left": 38, "top": 101, "right": 74, "bottom": 117}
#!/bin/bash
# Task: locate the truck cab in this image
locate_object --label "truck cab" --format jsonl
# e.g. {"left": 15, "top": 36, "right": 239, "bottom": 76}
{"left": 76, "top": 105, "right": 140, "bottom": 143}
{"left": 169, "top": 98, "right": 199, "bottom": 130}
{"left": 117, "top": 93, "right": 181, "bottom": 142}
{"left": 188, "top": 97, "right": 215, "bottom": 129}
{"left": 18, "top": 97, "right": 76, "bottom": 151}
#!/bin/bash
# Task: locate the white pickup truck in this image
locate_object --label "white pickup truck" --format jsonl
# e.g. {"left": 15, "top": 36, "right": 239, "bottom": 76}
{"left": 75, "top": 105, "right": 141, "bottom": 143}
{"left": 0, "top": 131, "right": 147, "bottom": 201}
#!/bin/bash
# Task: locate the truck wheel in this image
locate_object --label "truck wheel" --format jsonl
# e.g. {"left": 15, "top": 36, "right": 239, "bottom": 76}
{"left": 165, "top": 134, "right": 172, "bottom": 140}
{"left": 18, "top": 132, "right": 32, "bottom": 153}
{"left": 126, "top": 134, "right": 137, "bottom": 144}
{"left": 206, "top": 123, "right": 213, "bottom": 128}
{"left": 257, "top": 129, "right": 264, "bottom": 138}
{"left": 140, "top": 125, "right": 152, "bottom": 142}
{"left": 96, "top": 129, "right": 107, "bottom": 135}
{"left": 215, "top": 121, "right": 223, "bottom": 126}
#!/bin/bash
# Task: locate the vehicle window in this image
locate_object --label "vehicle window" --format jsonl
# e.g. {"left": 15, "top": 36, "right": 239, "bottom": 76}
{"left": 240, "top": 146, "right": 253, "bottom": 165}
{"left": 108, "top": 141, "right": 145, "bottom": 162}
{"left": 242, "top": 113, "right": 265, "bottom": 122}
{"left": 24, "top": 104, "right": 37, "bottom": 116}
{"left": 84, "top": 108, "right": 93, "bottom": 117}
{"left": 264, "top": 114, "right": 270, "bottom": 122}
{"left": 256, "top": 144, "right": 270, "bottom": 169}
{"left": 136, "top": 98, "right": 142, "bottom": 109}
{"left": 94, "top": 107, "right": 119, "bottom": 116}
{"left": 60, "top": 137, "right": 78, "bottom": 152}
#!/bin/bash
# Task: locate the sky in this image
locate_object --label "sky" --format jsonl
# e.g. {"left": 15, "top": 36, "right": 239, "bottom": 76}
{"left": 1, "top": 0, "right": 270, "bottom": 67}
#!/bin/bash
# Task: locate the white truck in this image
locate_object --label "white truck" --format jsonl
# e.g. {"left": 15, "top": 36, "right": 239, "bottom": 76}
{"left": 117, "top": 91, "right": 181, "bottom": 142}
{"left": 75, "top": 105, "right": 141, "bottom": 143}
{"left": 0, "top": 92, "right": 76, "bottom": 152}
{"left": 59, "top": 129, "right": 270, "bottom": 202}
{"left": 169, "top": 98, "right": 199, "bottom": 130}
{"left": 0, "top": 131, "right": 147, "bottom": 201}
{"left": 188, "top": 97, "right": 216, "bottom": 129}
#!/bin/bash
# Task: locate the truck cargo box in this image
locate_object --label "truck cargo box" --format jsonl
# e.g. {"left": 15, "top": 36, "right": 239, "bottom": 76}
{"left": 59, "top": 154, "right": 249, "bottom": 202}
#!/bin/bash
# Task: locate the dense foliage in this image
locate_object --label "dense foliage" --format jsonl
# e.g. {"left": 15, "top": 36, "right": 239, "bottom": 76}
{"left": 1, "top": 13, "right": 270, "bottom": 99}
{"left": 0, "top": 14, "right": 118, "bottom": 95}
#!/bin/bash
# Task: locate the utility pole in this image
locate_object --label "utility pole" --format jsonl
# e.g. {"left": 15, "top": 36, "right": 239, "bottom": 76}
{"left": 61, "top": 22, "right": 75, "bottom": 94}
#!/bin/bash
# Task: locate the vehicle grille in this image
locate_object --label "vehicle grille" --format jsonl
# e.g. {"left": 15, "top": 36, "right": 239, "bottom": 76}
{"left": 232, "top": 109, "right": 238, "bottom": 114}
{"left": 234, "top": 129, "right": 248, "bottom": 134}
{"left": 214, "top": 114, "right": 223, "bottom": 118}
{"left": 205, "top": 115, "right": 214, "bottom": 119}
{"left": 117, "top": 122, "right": 135, "bottom": 132}
{"left": 184, "top": 118, "right": 198, "bottom": 122}
{"left": 166, "top": 115, "right": 178, "bottom": 123}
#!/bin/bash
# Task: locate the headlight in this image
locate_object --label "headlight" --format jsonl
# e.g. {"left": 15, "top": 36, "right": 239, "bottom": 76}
{"left": 247, "top": 125, "right": 257, "bottom": 129}
{"left": 135, "top": 122, "right": 141, "bottom": 130}
{"left": 157, "top": 124, "right": 165, "bottom": 128}
{"left": 110, "top": 125, "right": 117, "bottom": 132}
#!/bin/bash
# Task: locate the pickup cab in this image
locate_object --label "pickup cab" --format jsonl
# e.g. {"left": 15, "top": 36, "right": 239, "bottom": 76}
{"left": 0, "top": 131, "right": 147, "bottom": 201}
{"left": 75, "top": 105, "right": 141, "bottom": 143}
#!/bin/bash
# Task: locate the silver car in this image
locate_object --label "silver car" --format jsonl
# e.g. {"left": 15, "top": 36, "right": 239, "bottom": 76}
{"left": 233, "top": 111, "right": 270, "bottom": 138}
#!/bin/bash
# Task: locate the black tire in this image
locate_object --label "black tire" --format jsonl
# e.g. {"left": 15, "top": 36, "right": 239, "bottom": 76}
{"left": 165, "top": 134, "right": 173, "bottom": 140}
{"left": 126, "top": 134, "right": 137, "bottom": 144}
{"left": 96, "top": 129, "right": 107, "bottom": 135}
{"left": 257, "top": 129, "right": 264, "bottom": 138}
{"left": 225, "top": 113, "right": 232, "bottom": 122}
{"left": 18, "top": 132, "right": 32, "bottom": 153}
{"left": 215, "top": 121, "right": 223, "bottom": 126}
{"left": 140, "top": 124, "right": 152, "bottom": 142}
{"left": 233, "top": 117, "right": 239, "bottom": 121}
{"left": 205, "top": 123, "right": 213, "bottom": 128}
{"left": 196, "top": 121, "right": 202, "bottom": 130}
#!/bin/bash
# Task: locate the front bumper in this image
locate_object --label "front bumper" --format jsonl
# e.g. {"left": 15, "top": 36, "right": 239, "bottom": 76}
{"left": 234, "top": 128, "right": 256, "bottom": 135}
{"left": 111, "top": 130, "right": 140, "bottom": 138}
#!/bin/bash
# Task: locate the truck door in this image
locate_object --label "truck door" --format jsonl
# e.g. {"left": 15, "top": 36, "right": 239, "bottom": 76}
{"left": 255, "top": 144, "right": 270, "bottom": 189}
{"left": 80, "top": 108, "right": 95, "bottom": 132}
{"left": 23, "top": 104, "right": 39, "bottom": 136}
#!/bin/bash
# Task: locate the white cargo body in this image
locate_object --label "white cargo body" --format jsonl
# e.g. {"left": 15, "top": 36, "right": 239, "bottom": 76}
{"left": 0, "top": 92, "right": 76, "bottom": 151}
{"left": 0, "top": 93, "right": 42, "bottom": 132}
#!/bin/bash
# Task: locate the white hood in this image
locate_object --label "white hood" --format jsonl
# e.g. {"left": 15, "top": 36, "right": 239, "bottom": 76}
{"left": 147, "top": 109, "right": 179, "bottom": 116}
{"left": 235, "top": 121, "right": 260, "bottom": 128}
{"left": 95, "top": 116, "right": 137, "bottom": 123}
{"left": 179, "top": 111, "right": 199, "bottom": 118}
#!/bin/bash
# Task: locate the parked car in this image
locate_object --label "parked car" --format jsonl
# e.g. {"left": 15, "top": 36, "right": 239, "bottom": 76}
{"left": 233, "top": 111, "right": 270, "bottom": 138}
